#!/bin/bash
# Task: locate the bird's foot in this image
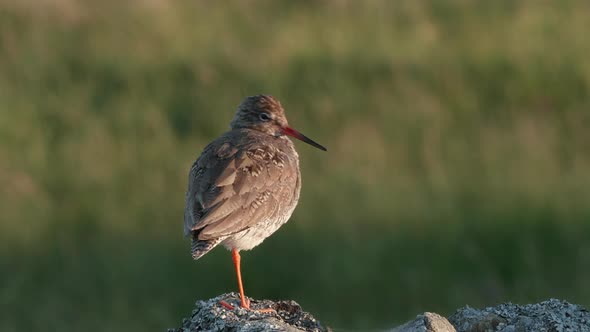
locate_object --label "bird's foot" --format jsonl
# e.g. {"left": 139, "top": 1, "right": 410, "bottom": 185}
{"left": 218, "top": 299, "right": 276, "bottom": 313}
{"left": 241, "top": 296, "right": 251, "bottom": 309}
{"left": 219, "top": 300, "right": 235, "bottom": 310}
{"left": 254, "top": 307, "right": 277, "bottom": 313}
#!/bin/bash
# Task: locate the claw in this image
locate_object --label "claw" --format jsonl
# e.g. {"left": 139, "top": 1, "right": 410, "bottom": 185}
{"left": 219, "top": 300, "right": 235, "bottom": 310}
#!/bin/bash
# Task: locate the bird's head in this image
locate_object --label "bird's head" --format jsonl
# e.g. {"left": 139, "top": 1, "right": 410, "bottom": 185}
{"left": 230, "top": 95, "right": 327, "bottom": 151}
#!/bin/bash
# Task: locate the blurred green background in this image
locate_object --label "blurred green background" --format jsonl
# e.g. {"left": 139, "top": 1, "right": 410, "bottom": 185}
{"left": 1, "top": 0, "right": 590, "bottom": 331}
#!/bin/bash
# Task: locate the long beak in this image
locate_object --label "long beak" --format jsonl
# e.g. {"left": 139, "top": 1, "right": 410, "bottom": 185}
{"left": 282, "top": 127, "right": 327, "bottom": 151}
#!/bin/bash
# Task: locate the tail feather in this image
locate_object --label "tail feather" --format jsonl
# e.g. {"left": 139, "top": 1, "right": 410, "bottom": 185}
{"left": 191, "top": 236, "right": 221, "bottom": 260}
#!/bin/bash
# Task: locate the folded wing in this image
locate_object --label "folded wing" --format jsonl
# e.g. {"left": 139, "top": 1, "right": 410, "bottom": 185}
{"left": 184, "top": 138, "right": 293, "bottom": 241}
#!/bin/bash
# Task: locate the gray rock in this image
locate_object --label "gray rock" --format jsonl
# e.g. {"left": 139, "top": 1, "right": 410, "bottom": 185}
{"left": 170, "top": 295, "right": 590, "bottom": 332}
{"left": 448, "top": 298, "right": 590, "bottom": 332}
{"left": 168, "top": 293, "right": 327, "bottom": 332}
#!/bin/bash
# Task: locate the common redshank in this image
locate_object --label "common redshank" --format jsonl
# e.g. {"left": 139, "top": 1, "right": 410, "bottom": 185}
{"left": 184, "top": 95, "right": 326, "bottom": 310}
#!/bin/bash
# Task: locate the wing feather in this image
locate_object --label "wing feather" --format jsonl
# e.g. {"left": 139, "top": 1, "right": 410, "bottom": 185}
{"left": 184, "top": 133, "right": 295, "bottom": 240}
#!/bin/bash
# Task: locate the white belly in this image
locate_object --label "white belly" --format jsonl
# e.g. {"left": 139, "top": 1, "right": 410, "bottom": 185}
{"left": 221, "top": 202, "right": 297, "bottom": 251}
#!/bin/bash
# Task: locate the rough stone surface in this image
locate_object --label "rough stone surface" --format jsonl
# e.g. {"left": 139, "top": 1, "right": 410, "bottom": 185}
{"left": 170, "top": 295, "right": 590, "bottom": 332}
{"left": 448, "top": 298, "right": 590, "bottom": 332}
{"left": 392, "top": 312, "right": 456, "bottom": 332}
{"left": 168, "top": 293, "right": 327, "bottom": 332}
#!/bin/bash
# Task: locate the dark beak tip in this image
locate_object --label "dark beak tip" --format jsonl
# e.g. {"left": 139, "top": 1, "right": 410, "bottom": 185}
{"left": 308, "top": 142, "right": 327, "bottom": 152}
{"left": 283, "top": 126, "right": 327, "bottom": 152}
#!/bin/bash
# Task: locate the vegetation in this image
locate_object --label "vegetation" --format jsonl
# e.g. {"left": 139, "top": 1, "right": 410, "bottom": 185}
{"left": 1, "top": 1, "right": 589, "bottom": 331}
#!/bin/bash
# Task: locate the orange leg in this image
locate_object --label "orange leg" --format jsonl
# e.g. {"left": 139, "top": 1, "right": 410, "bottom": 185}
{"left": 218, "top": 249, "right": 276, "bottom": 313}
{"left": 232, "top": 248, "right": 250, "bottom": 309}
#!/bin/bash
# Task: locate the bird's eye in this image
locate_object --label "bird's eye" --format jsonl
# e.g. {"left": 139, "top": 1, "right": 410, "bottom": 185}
{"left": 259, "top": 113, "right": 271, "bottom": 122}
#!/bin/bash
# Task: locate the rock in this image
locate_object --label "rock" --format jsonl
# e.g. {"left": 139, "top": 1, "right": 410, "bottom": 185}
{"left": 168, "top": 293, "right": 327, "bottom": 332}
{"left": 391, "top": 312, "right": 456, "bottom": 332}
{"left": 169, "top": 295, "right": 590, "bottom": 332}
{"left": 448, "top": 298, "right": 590, "bottom": 332}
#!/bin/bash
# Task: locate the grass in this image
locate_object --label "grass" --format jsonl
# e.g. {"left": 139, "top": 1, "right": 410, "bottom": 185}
{"left": 1, "top": 0, "right": 590, "bottom": 330}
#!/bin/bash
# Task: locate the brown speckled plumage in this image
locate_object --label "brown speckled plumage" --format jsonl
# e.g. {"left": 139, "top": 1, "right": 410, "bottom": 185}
{"left": 184, "top": 95, "right": 325, "bottom": 260}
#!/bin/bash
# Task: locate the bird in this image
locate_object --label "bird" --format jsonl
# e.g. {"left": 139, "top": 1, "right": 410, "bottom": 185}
{"left": 184, "top": 95, "right": 326, "bottom": 310}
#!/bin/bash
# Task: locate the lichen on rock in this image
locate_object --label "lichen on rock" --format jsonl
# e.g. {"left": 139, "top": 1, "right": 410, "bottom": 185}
{"left": 448, "top": 298, "right": 590, "bottom": 332}
{"left": 168, "top": 293, "right": 327, "bottom": 332}
{"left": 169, "top": 295, "right": 590, "bottom": 332}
